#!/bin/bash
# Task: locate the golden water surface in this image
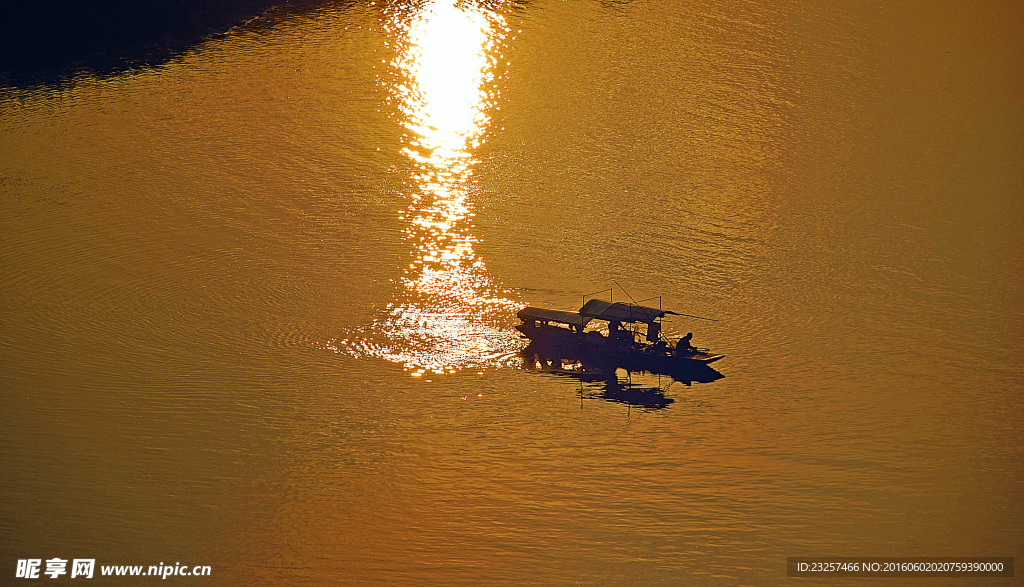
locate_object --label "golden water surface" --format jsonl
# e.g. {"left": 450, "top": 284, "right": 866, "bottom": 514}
{"left": 1, "top": 0, "right": 1022, "bottom": 583}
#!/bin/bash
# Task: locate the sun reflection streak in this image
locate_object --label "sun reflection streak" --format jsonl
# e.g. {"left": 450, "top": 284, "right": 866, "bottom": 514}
{"left": 327, "top": 1, "right": 521, "bottom": 374}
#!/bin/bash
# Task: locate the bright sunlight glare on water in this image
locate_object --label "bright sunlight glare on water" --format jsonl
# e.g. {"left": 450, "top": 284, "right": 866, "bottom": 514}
{"left": 323, "top": 1, "right": 522, "bottom": 375}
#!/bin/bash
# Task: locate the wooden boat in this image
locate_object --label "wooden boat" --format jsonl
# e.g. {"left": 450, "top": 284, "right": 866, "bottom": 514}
{"left": 515, "top": 294, "right": 724, "bottom": 377}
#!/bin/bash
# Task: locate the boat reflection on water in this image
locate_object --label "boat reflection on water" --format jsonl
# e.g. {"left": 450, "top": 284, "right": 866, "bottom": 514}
{"left": 520, "top": 342, "right": 723, "bottom": 410}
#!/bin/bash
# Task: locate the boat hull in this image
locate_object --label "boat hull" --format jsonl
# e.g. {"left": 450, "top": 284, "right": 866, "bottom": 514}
{"left": 517, "top": 323, "right": 723, "bottom": 376}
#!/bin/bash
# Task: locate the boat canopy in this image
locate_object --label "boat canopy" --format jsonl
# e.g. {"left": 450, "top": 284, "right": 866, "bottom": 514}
{"left": 517, "top": 307, "right": 592, "bottom": 329}
{"left": 579, "top": 299, "right": 673, "bottom": 324}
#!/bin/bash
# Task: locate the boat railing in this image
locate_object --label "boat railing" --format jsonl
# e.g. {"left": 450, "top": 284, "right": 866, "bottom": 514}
{"left": 582, "top": 288, "right": 613, "bottom": 309}
{"left": 635, "top": 295, "right": 663, "bottom": 312}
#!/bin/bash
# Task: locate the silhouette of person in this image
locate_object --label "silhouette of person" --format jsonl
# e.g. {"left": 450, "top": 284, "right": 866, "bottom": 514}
{"left": 678, "top": 332, "right": 695, "bottom": 353}
{"left": 608, "top": 321, "right": 632, "bottom": 344}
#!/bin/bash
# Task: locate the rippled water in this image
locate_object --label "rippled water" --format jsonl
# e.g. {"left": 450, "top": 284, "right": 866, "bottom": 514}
{"left": 2, "top": 0, "right": 1022, "bottom": 583}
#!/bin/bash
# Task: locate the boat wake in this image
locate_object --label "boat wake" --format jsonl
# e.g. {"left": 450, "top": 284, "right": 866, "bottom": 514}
{"left": 320, "top": 298, "right": 525, "bottom": 376}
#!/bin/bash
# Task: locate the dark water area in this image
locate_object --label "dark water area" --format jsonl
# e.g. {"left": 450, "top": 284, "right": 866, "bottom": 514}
{"left": 2, "top": 0, "right": 1022, "bottom": 584}
{"left": 0, "top": 0, "right": 323, "bottom": 85}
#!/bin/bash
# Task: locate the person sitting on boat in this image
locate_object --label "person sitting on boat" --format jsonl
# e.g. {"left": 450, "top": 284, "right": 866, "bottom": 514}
{"left": 608, "top": 321, "right": 633, "bottom": 344}
{"left": 676, "top": 332, "right": 696, "bottom": 354}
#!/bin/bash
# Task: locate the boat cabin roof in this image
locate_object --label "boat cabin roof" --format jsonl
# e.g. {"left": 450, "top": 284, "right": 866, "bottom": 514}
{"left": 579, "top": 299, "right": 670, "bottom": 323}
{"left": 517, "top": 307, "right": 592, "bottom": 328}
